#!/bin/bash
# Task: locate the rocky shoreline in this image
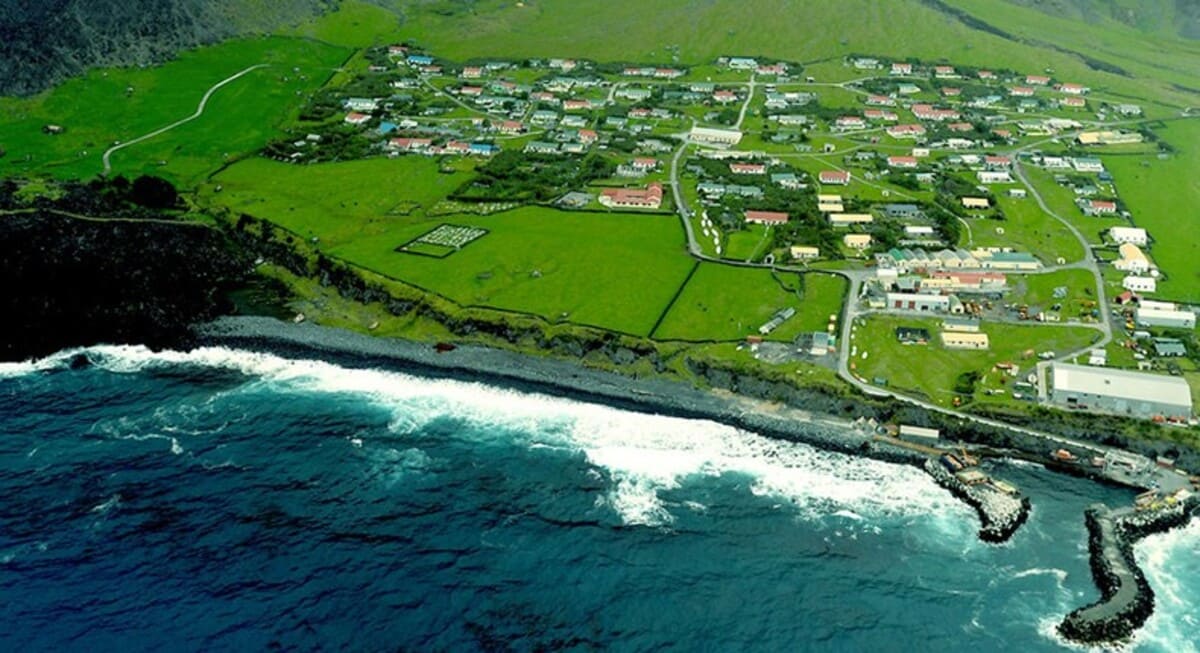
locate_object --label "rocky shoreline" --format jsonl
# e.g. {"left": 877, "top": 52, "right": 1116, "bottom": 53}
{"left": 194, "top": 317, "right": 1047, "bottom": 533}
{"left": 193, "top": 316, "right": 1198, "bottom": 645}
{"left": 1058, "top": 496, "right": 1200, "bottom": 644}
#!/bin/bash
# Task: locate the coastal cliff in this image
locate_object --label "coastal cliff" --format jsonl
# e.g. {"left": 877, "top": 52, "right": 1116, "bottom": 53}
{"left": 0, "top": 210, "right": 247, "bottom": 361}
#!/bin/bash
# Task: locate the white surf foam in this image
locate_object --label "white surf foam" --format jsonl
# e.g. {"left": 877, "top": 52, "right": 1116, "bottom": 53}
{"left": 47, "top": 345, "right": 976, "bottom": 528}
{"left": 1131, "top": 516, "right": 1200, "bottom": 653}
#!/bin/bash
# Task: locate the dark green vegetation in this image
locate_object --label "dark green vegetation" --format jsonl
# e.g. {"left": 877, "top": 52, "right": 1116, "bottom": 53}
{"left": 0, "top": 179, "right": 247, "bottom": 360}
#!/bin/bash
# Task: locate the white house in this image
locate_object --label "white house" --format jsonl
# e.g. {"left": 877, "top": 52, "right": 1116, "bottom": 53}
{"left": 1123, "top": 276, "right": 1157, "bottom": 293}
{"left": 1110, "top": 227, "right": 1148, "bottom": 246}
{"left": 1115, "top": 243, "right": 1151, "bottom": 274}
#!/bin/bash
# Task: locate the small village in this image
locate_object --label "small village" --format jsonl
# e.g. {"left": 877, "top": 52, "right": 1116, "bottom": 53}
{"left": 263, "top": 42, "right": 1200, "bottom": 437}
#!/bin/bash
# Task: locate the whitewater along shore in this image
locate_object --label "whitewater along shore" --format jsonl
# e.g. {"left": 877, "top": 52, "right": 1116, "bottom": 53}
{"left": 194, "top": 315, "right": 1032, "bottom": 540}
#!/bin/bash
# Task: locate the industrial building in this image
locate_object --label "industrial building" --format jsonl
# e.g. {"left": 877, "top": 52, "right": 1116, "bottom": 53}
{"left": 941, "top": 331, "right": 989, "bottom": 349}
{"left": 1049, "top": 363, "right": 1193, "bottom": 419}
{"left": 1136, "top": 307, "right": 1196, "bottom": 329}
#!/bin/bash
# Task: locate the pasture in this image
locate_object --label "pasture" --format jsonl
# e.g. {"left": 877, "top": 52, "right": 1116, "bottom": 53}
{"left": 0, "top": 37, "right": 348, "bottom": 185}
{"left": 850, "top": 315, "right": 1101, "bottom": 408}
{"left": 210, "top": 156, "right": 696, "bottom": 335}
{"left": 653, "top": 265, "right": 845, "bottom": 342}
{"left": 1102, "top": 120, "right": 1200, "bottom": 303}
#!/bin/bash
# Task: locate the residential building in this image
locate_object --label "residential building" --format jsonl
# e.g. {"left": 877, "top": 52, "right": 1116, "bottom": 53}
{"left": 819, "top": 170, "right": 851, "bottom": 185}
{"left": 599, "top": 183, "right": 664, "bottom": 210}
{"left": 887, "top": 124, "right": 927, "bottom": 138}
{"left": 745, "top": 210, "right": 789, "bottom": 225}
{"left": 844, "top": 233, "right": 872, "bottom": 249}
{"left": 961, "top": 197, "right": 990, "bottom": 209}
{"left": 890, "top": 62, "right": 914, "bottom": 75}
{"left": 1109, "top": 227, "right": 1148, "bottom": 246}
{"left": 829, "top": 213, "right": 873, "bottom": 227}
{"left": 1049, "top": 363, "right": 1192, "bottom": 419}
{"left": 730, "top": 162, "right": 767, "bottom": 175}
{"left": 1115, "top": 243, "right": 1151, "bottom": 274}
{"left": 1123, "top": 276, "right": 1157, "bottom": 293}
{"left": 1081, "top": 199, "right": 1117, "bottom": 215}
{"left": 791, "top": 246, "right": 820, "bottom": 260}
{"left": 885, "top": 204, "right": 921, "bottom": 219}
{"left": 977, "top": 170, "right": 1013, "bottom": 184}
{"left": 689, "top": 126, "right": 743, "bottom": 145}
{"left": 343, "top": 112, "right": 371, "bottom": 125}
{"left": 887, "top": 155, "right": 919, "bottom": 169}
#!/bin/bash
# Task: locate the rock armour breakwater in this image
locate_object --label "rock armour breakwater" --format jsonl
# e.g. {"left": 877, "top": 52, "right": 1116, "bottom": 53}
{"left": 1059, "top": 496, "right": 1200, "bottom": 644}
{"left": 923, "top": 459, "right": 1030, "bottom": 543}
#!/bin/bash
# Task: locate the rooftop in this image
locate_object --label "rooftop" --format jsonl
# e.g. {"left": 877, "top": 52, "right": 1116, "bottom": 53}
{"left": 1052, "top": 363, "right": 1192, "bottom": 409}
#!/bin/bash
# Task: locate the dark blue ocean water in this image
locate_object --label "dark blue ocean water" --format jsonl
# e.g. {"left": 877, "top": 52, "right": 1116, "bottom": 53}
{"left": 0, "top": 346, "right": 1196, "bottom": 652}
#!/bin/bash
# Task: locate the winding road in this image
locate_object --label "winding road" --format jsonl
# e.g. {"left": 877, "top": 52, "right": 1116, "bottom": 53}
{"left": 102, "top": 64, "right": 269, "bottom": 175}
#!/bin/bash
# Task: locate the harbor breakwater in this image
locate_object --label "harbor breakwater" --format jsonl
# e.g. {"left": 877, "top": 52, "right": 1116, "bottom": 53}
{"left": 1059, "top": 496, "right": 1200, "bottom": 644}
{"left": 924, "top": 459, "right": 1031, "bottom": 542}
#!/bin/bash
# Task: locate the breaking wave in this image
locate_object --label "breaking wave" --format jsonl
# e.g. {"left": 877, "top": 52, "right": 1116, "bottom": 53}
{"left": 9, "top": 345, "right": 974, "bottom": 529}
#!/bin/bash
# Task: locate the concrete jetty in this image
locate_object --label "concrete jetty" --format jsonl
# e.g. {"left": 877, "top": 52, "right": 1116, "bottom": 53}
{"left": 1059, "top": 495, "right": 1199, "bottom": 644}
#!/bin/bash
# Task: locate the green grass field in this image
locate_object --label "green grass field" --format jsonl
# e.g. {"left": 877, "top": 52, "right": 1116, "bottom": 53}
{"left": 851, "top": 315, "right": 1101, "bottom": 407}
{"left": 1010, "top": 268, "right": 1099, "bottom": 316}
{"left": 653, "top": 265, "right": 845, "bottom": 342}
{"left": 970, "top": 192, "right": 1086, "bottom": 264}
{"left": 0, "top": 37, "right": 348, "bottom": 185}
{"left": 1102, "top": 120, "right": 1200, "bottom": 302}
{"left": 209, "top": 156, "right": 696, "bottom": 335}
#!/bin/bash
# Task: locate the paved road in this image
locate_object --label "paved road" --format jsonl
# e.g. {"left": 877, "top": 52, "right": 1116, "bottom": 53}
{"left": 102, "top": 64, "right": 268, "bottom": 175}
{"left": 734, "top": 75, "right": 756, "bottom": 130}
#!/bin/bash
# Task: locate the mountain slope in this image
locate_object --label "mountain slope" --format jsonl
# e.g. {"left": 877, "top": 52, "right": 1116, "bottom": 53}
{"left": 0, "top": 0, "right": 331, "bottom": 96}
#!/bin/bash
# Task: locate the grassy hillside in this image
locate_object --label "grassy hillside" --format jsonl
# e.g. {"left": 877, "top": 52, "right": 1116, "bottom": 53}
{"left": 0, "top": 37, "right": 349, "bottom": 185}
{"left": 388, "top": 0, "right": 1199, "bottom": 107}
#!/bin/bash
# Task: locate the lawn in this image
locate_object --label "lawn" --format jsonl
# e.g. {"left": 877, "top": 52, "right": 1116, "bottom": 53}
{"left": 969, "top": 191, "right": 1086, "bottom": 264}
{"left": 1102, "top": 120, "right": 1200, "bottom": 303}
{"left": 0, "top": 36, "right": 349, "bottom": 185}
{"left": 850, "top": 314, "right": 1101, "bottom": 407}
{"left": 1010, "top": 269, "right": 1099, "bottom": 314}
{"left": 209, "top": 157, "right": 696, "bottom": 335}
{"left": 652, "top": 265, "right": 846, "bottom": 342}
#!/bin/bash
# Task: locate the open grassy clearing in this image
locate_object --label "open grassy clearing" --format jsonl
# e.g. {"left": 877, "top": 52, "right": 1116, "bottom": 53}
{"left": 850, "top": 314, "right": 1101, "bottom": 408}
{"left": 1102, "top": 120, "right": 1200, "bottom": 302}
{"left": 209, "top": 157, "right": 695, "bottom": 335}
{"left": 1010, "top": 268, "right": 1098, "bottom": 313}
{"left": 653, "top": 265, "right": 845, "bottom": 342}
{"left": 0, "top": 37, "right": 348, "bottom": 185}
{"left": 969, "top": 191, "right": 1086, "bottom": 263}
{"left": 206, "top": 157, "right": 472, "bottom": 238}
{"left": 1020, "top": 166, "right": 1118, "bottom": 243}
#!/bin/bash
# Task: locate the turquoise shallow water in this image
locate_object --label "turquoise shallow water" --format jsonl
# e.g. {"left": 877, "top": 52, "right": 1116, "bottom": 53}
{"left": 0, "top": 346, "right": 1196, "bottom": 652}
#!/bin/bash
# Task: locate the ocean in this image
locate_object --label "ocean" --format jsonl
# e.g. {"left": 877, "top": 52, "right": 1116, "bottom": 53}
{"left": 0, "top": 346, "right": 1196, "bottom": 652}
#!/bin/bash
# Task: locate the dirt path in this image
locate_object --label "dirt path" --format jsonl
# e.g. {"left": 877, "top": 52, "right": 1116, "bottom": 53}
{"left": 102, "top": 64, "right": 269, "bottom": 175}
